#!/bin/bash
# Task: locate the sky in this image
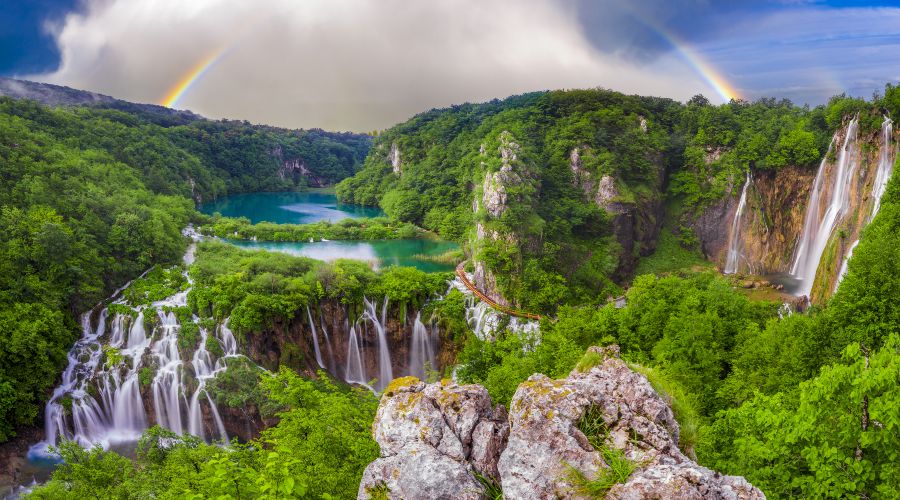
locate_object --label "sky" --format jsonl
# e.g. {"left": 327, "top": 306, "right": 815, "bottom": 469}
{"left": 1, "top": 0, "right": 898, "bottom": 131}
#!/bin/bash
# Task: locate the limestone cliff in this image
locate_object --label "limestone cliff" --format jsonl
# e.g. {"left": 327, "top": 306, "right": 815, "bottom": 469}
{"left": 471, "top": 131, "right": 533, "bottom": 308}
{"left": 570, "top": 145, "right": 664, "bottom": 280}
{"left": 694, "top": 165, "right": 814, "bottom": 274}
{"left": 358, "top": 346, "right": 764, "bottom": 499}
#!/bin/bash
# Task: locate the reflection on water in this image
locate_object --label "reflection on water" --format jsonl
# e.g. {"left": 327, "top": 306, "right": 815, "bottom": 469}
{"left": 763, "top": 273, "right": 805, "bottom": 296}
{"left": 200, "top": 191, "right": 384, "bottom": 224}
{"left": 224, "top": 238, "right": 458, "bottom": 273}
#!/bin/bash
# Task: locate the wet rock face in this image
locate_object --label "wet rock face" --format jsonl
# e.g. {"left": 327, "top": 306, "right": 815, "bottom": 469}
{"left": 692, "top": 166, "right": 815, "bottom": 275}
{"left": 359, "top": 346, "right": 764, "bottom": 500}
{"left": 357, "top": 378, "right": 509, "bottom": 500}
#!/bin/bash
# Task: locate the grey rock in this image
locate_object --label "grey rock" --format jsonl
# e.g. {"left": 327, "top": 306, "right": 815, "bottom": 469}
{"left": 358, "top": 377, "right": 508, "bottom": 500}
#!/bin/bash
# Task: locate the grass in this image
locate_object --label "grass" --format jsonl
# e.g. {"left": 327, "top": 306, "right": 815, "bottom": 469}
{"left": 568, "top": 405, "right": 637, "bottom": 498}
{"left": 628, "top": 363, "right": 700, "bottom": 458}
{"left": 475, "top": 472, "right": 504, "bottom": 500}
{"left": 635, "top": 229, "right": 713, "bottom": 277}
{"left": 411, "top": 248, "right": 465, "bottom": 265}
{"left": 574, "top": 350, "right": 605, "bottom": 373}
{"left": 567, "top": 447, "right": 637, "bottom": 498}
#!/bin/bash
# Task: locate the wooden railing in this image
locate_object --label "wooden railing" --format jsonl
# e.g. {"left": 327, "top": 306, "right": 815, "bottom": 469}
{"left": 455, "top": 263, "right": 542, "bottom": 321}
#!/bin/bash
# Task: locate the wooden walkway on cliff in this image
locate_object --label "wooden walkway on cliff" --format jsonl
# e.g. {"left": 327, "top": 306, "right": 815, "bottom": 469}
{"left": 455, "top": 262, "right": 542, "bottom": 321}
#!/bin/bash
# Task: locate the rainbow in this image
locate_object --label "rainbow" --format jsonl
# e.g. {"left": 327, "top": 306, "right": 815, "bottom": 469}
{"left": 160, "top": 48, "right": 227, "bottom": 108}
{"left": 626, "top": 10, "right": 740, "bottom": 102}
{"left": 659, "top": 31, "right": 740, "bottom": 102}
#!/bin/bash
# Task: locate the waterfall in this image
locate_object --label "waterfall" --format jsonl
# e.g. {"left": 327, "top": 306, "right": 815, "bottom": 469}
{"left": 870, "top": 117, "right": 895, "bottom": 220}
{"left": 306, "top": 306, "right": 325, "bottom": 369}
{"left": 29, "top": 231, "right": 244, "bottom": 458}
{"left": 789, "top": 117, "right": 859, "bottom": 297}
{"left": 344, "top": 325, "right": 368, "bottom": 389}
{"left": 361, "top": 297, "right": 393, "bottom": 391}
{"left": 318, "top": 309, "right": 337, "bottom": 375}
{"left": 408, "top": 312, "right": 438, "bottom": 380}
{"left": 834, "top": 116, "right": 895, "bottom": 291}
{"left": 724, "top": 172, "right": 752, "bottom": 274}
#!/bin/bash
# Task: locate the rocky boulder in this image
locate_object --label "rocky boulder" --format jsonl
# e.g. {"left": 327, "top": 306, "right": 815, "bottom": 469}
{"left": 359, "top": 347, "right": 764, "bottom": 499}
{"left": 358, "top": 377, "right": 509, "bottom": 500}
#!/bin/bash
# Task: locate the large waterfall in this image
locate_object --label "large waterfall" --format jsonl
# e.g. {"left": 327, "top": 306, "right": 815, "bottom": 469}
{"left": 789, "top": 117, "right": 859, "bottom": 297}
{"left": 834, "top": 117, "right": 896, "bottom": 289}
{"left": 724, "top": 172, "right": 752, "bottom": 274}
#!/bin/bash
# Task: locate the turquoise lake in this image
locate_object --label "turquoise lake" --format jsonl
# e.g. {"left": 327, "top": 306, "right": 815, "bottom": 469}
{"left": 202, "top": 192, "right": 457, "bottom": 272}
{"left": 200, "top": 191, "right": 384, "bottom": 224}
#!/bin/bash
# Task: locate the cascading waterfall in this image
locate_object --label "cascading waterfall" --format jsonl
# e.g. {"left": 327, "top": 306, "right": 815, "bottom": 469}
{"left": 724, "top": 172, "right": 752, "bottom": 274}
{"left": 344, "top": 325, "right": 369, "bottom": 389}
{"left": 790, "top": 117, "right": 859, "bottom": 297}
{"left": 408, "top": 312, "right": 438, "bottom": 380}
{"left": 870, "top": 117, "right": 895, "bottom": 220}
{"left": 360, "top": 297, "right": 393, "bottom": 391}
{"left": 834, "top": 117, "right": 895, "bottom": 291}
{"left": 29, "top": 231, "right": 242, "bottom": 458}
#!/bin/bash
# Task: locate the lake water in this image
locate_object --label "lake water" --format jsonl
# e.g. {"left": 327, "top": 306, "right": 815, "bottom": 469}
{"left": 200, "top": 191, "right": 384, "bottom": 224}
{"left": 225, "top": 238, "right": 458, "bottom": 273}
{"left": 203, "top": 192, "right": 458, "bottom": 272}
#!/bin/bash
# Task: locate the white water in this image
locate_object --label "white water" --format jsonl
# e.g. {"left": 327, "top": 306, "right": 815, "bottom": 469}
{"left": 790, "top": 117, "right": 859, "bottom": 297}
{"left": 450, "top": 277, "right": 539, "bottom": 341}
{"left": 724, "top": 172, "right": 752, "bottom": 274}
{"left": 29, "top": 229, "right": 240, "bottom": 458}
{"left": 870, "top": 117, "right": 895, "bottom": 220}
{"left": 360, "top": 297, "right": 393, "bottom": 391}
{"left": 408, "top": 312, "right": 438, "bottom": 380}
{"left": 307, "top": 306, "right": 325, "bottom": 369}
{"left": 834, "top": 117, "right": 895, "bottom": 291}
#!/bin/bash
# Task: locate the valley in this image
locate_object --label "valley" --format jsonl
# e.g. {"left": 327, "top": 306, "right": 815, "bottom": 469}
{"left": 1, "top": 80, "right": 900, "bottom": 498}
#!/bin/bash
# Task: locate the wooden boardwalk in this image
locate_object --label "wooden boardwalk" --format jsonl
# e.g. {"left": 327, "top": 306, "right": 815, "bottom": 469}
{"left": 455, "top": 263, "right": 542, "bottom": 321}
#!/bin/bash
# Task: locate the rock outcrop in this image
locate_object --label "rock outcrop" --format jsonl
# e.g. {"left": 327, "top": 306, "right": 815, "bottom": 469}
{"left": 569, "top": 145, "right": 665, "bottom": 281}
{"left": 389, "top": 142, "right": 402, "bottom": 175}
{"left": 358, "top": 377, "right": 509, "bottom": 500}
{"left": 359, "top": 346, "right": 764, "bottom": 499}
{"left": 471, "top": 131, "right": 531, "bottom": 307}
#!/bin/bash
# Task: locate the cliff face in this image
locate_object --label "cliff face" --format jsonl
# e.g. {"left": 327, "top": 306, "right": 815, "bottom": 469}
{"left": 571, "top": 146, "right": 665, "bottom": 280}
{"left": 472, "top": 131, "right": 533, "bottom": 308}
{"left": 358, "top": 346, "right": 764, "bottom": 499}
{"left": 694, "top": 165, "right": 815, "bottom": 274}
{"left": 244, "top": 299, "right": 453, "bottom": 388}
{"left": 693, "top": 118, "right": 896, "bottom": 304}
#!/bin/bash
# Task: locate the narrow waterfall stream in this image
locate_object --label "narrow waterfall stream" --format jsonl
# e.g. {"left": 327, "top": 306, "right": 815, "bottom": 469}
{"left": 724, "top": 172, "right": 752, "bottom": 274}
{"left": 789, "top": 117, "right": 859, "bottom": 297}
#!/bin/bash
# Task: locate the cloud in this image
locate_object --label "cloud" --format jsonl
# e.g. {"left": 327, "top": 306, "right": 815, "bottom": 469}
{"left": 31, "top": 0, "right": 711, "bottom": 131}
{"left": 698, "top": 6, "right": 900, "bottom": 105}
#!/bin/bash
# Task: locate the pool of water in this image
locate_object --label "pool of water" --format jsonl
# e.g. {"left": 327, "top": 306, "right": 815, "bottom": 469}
{"left": 200, "top": 191, "right": 384, "bottom": 224}
{"left": 225, "top": 238, "right": 458, "bottom": 273}
{"left": 202, "top": 192, "right": 458, "bottom": 272}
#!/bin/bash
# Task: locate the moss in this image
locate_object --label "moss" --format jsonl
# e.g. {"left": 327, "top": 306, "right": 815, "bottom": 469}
{"left": 365, "top": 482, "right": 390, "bottom": 500}
{"left": 384, "top": 376, "right": 420, "bottom": 396}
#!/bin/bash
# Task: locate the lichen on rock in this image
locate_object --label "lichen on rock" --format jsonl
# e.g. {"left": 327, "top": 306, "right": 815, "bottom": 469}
{"left": 359, "top": 346, "right": 764, "bottom": 499}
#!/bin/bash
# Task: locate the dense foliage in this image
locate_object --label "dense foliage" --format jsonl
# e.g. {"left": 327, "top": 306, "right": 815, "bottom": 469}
{"left": 199, "top": 215, "right": 421, "bottom": 242}
{"left": 457, "top": 155, "right": 900, "bottom": 496}
{"left": 336, "top": 88, "right": 891, "bottom": 313}
{"left": 0, "top": 96, "right": 369, "bottom": 442}
{"left": 187, "top": 241, "right": 451, "bottom": 335}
